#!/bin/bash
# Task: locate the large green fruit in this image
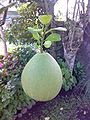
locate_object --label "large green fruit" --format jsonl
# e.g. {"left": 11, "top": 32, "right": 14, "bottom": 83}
{"left": 21, "top": 52, "right": 62, "bottom": 101}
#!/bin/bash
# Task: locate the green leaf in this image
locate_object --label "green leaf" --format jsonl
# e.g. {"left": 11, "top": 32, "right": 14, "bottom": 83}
{"left": 39, "top": 15, "right": 52, "bottom": 25}
{"left": 44, "top": 41, "right": 52, "bottom": 48}
{"left": 46, "top": 27, "right": 67, "bottom": 34}
{"left": 64, "top": 70, "right": 71, "bottom": 79}
{"left": 72, "top": 77, "right": 77, "bottom": 85}
{"left": 34, "top": 43, "right": 39, "bottom": 49}
{"left": 45, "top": 33, "right": 61, "bottom": 42}
{"left": 64, "top": 85, "right": 70, "bottom": 91}
{"left": 28, "top": 27, "right": 42, "bottom": 34}
{"left": 51, "top": 27, "right": 67, "bottom": 31}
{"left": 32, "top": 33, "right": 40, "bottom": 40}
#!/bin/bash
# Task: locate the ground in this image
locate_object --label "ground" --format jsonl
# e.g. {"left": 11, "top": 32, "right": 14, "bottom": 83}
{"left": 14, "top": 90, "right": 90, "bottom": 120}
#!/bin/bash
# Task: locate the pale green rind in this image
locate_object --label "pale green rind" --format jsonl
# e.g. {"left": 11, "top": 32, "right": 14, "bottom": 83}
{"left": 21, "top": 52, "right": 62, "bottom": 101}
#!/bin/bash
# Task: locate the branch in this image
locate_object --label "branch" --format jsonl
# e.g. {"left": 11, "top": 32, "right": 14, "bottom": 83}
{"left": 66, "top": 0, "right": 69, "bottom": 20}
{"left": 82, "top": 0, "right": 85, "bottom": 14}
{"left": 43, "top": 0, "right": 49, "bottom": 14}
{"left": 0, "top": 2, "right": 16, "bottom": 14}
{"left": 73, "top": 0, "right": 77, "bottom": 20}
{"left": 0, "top": 2, "right": 16, "bottom": 26}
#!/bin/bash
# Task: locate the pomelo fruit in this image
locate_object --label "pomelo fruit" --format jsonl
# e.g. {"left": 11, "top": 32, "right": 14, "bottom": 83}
{"left": 21, "top": 52, "right": 62, "bottom": 101}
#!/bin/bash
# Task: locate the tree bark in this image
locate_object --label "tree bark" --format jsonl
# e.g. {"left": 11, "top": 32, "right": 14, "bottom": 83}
{"left": 87, "top": 0, "right": 90, "bottom": 22}
{"left": 0, "top": 27, "right": 8, "bottom": 57}
{"left": 0, "top": 0, "right": 12, "bottom": 57}
{"left": 66, "top": 0, "right": 69, "bottom": 20}
{"left": 81, "top": 0, "right": 90, "bottom": 99}
{"left": 63, "top": 0, "right": 84, "bottom": 73}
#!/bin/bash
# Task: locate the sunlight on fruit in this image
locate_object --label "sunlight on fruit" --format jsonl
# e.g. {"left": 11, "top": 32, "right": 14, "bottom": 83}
{"left": 21, "top": 52, "right": 62, "bottom": 101}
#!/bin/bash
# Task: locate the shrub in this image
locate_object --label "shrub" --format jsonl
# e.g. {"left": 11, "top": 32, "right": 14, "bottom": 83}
{"left": 0, "top": 46, "right": 36, "bottom": 120}
{"left": 74, "top": 62, "right": 86, "bottom": 82}
{"left": 73, "top": 61, "right": 86, "bottom": 95}
{"left": 57, "top": 59, "right": 77, "bottom": 91}
{"left": 6, "top": 2, "right": 39, "bottom": 45}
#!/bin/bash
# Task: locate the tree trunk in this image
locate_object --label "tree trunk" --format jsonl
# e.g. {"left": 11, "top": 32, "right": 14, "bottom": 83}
{"left": 80, "top": 0, "right": 90, "bottom": 99}
{"left": 0, "top": 27, "right": 8, "bottom": 57}
{"left": 62, "top": 0, "right": 84, "bottom": 73}
{"left": 87, "top": 0, "right": 90, "bottom": 22}
{"left": 73, "top": 0, "right": 90, "bottom": 98}
{"left": 0, "top": 0, "right": 12, "bottom": 57}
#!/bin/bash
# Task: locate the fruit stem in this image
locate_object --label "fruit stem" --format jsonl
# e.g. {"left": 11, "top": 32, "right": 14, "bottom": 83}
{"left": 40, "top": 26, "right": 46, "bottom": 53}
{"left": 40, "top": 41, "right": 43, "bottom": 53}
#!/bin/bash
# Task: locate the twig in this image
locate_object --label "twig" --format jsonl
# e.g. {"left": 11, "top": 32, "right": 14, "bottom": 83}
{"left": 66, "top": 0, "right": 69, "bottom": 20}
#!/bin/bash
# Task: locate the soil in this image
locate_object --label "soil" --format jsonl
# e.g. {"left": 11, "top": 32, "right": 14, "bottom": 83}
{"left": 15, "top": 90, "right": 90, "bottom": 120}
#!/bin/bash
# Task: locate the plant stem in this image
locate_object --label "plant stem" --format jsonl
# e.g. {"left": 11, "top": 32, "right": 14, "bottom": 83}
{"left": 40, "top": 25, "right": 47, "bottom": 53}
{"left": 40, "top": 39, "right": 43, "bottom": 53}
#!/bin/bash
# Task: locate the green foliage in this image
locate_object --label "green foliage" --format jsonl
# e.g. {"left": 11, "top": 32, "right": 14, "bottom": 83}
{"left": 6, "top": 2, "right": 38, "bottom": 45}
{"left": 74, "top": 62, "right": 86, "bottom": 82}
{"left": 46, "top": 27, "right": 67, "bottom": 34}
{"left": 28, "top": 14, "right": 66, "bottom": 52}
{"left": 28, "top": 27, "right": 42, "bottom": 34}
{"left": 44, "top": 41, "right": 52, "bottom": 48}
{"left": 45, "top": 33, "right": 61, "bottom": 42}
{"left": 57, "top": 59, "right": 77, "bottom": 91}
{"left": 38, "top": 15, "right": 52, "bottom": 25}
{"left": 73, "top": 61, "right": 86, "bottom": 95}
{"left": 0, "top": 46, "right": 36, "bottom": 120}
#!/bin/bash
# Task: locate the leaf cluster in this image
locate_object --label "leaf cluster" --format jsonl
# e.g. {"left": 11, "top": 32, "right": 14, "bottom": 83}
{"left": 57, "top": 59, "right": 77, "bottom": 91}
{"left": 0, "top": 46, "right": 36, "bottom": 120}
{"left": 6, "top": 2, "right": 38, "bottom": 45}
{"left": 28, "top": 15, "right": 66, "bottom": 52}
